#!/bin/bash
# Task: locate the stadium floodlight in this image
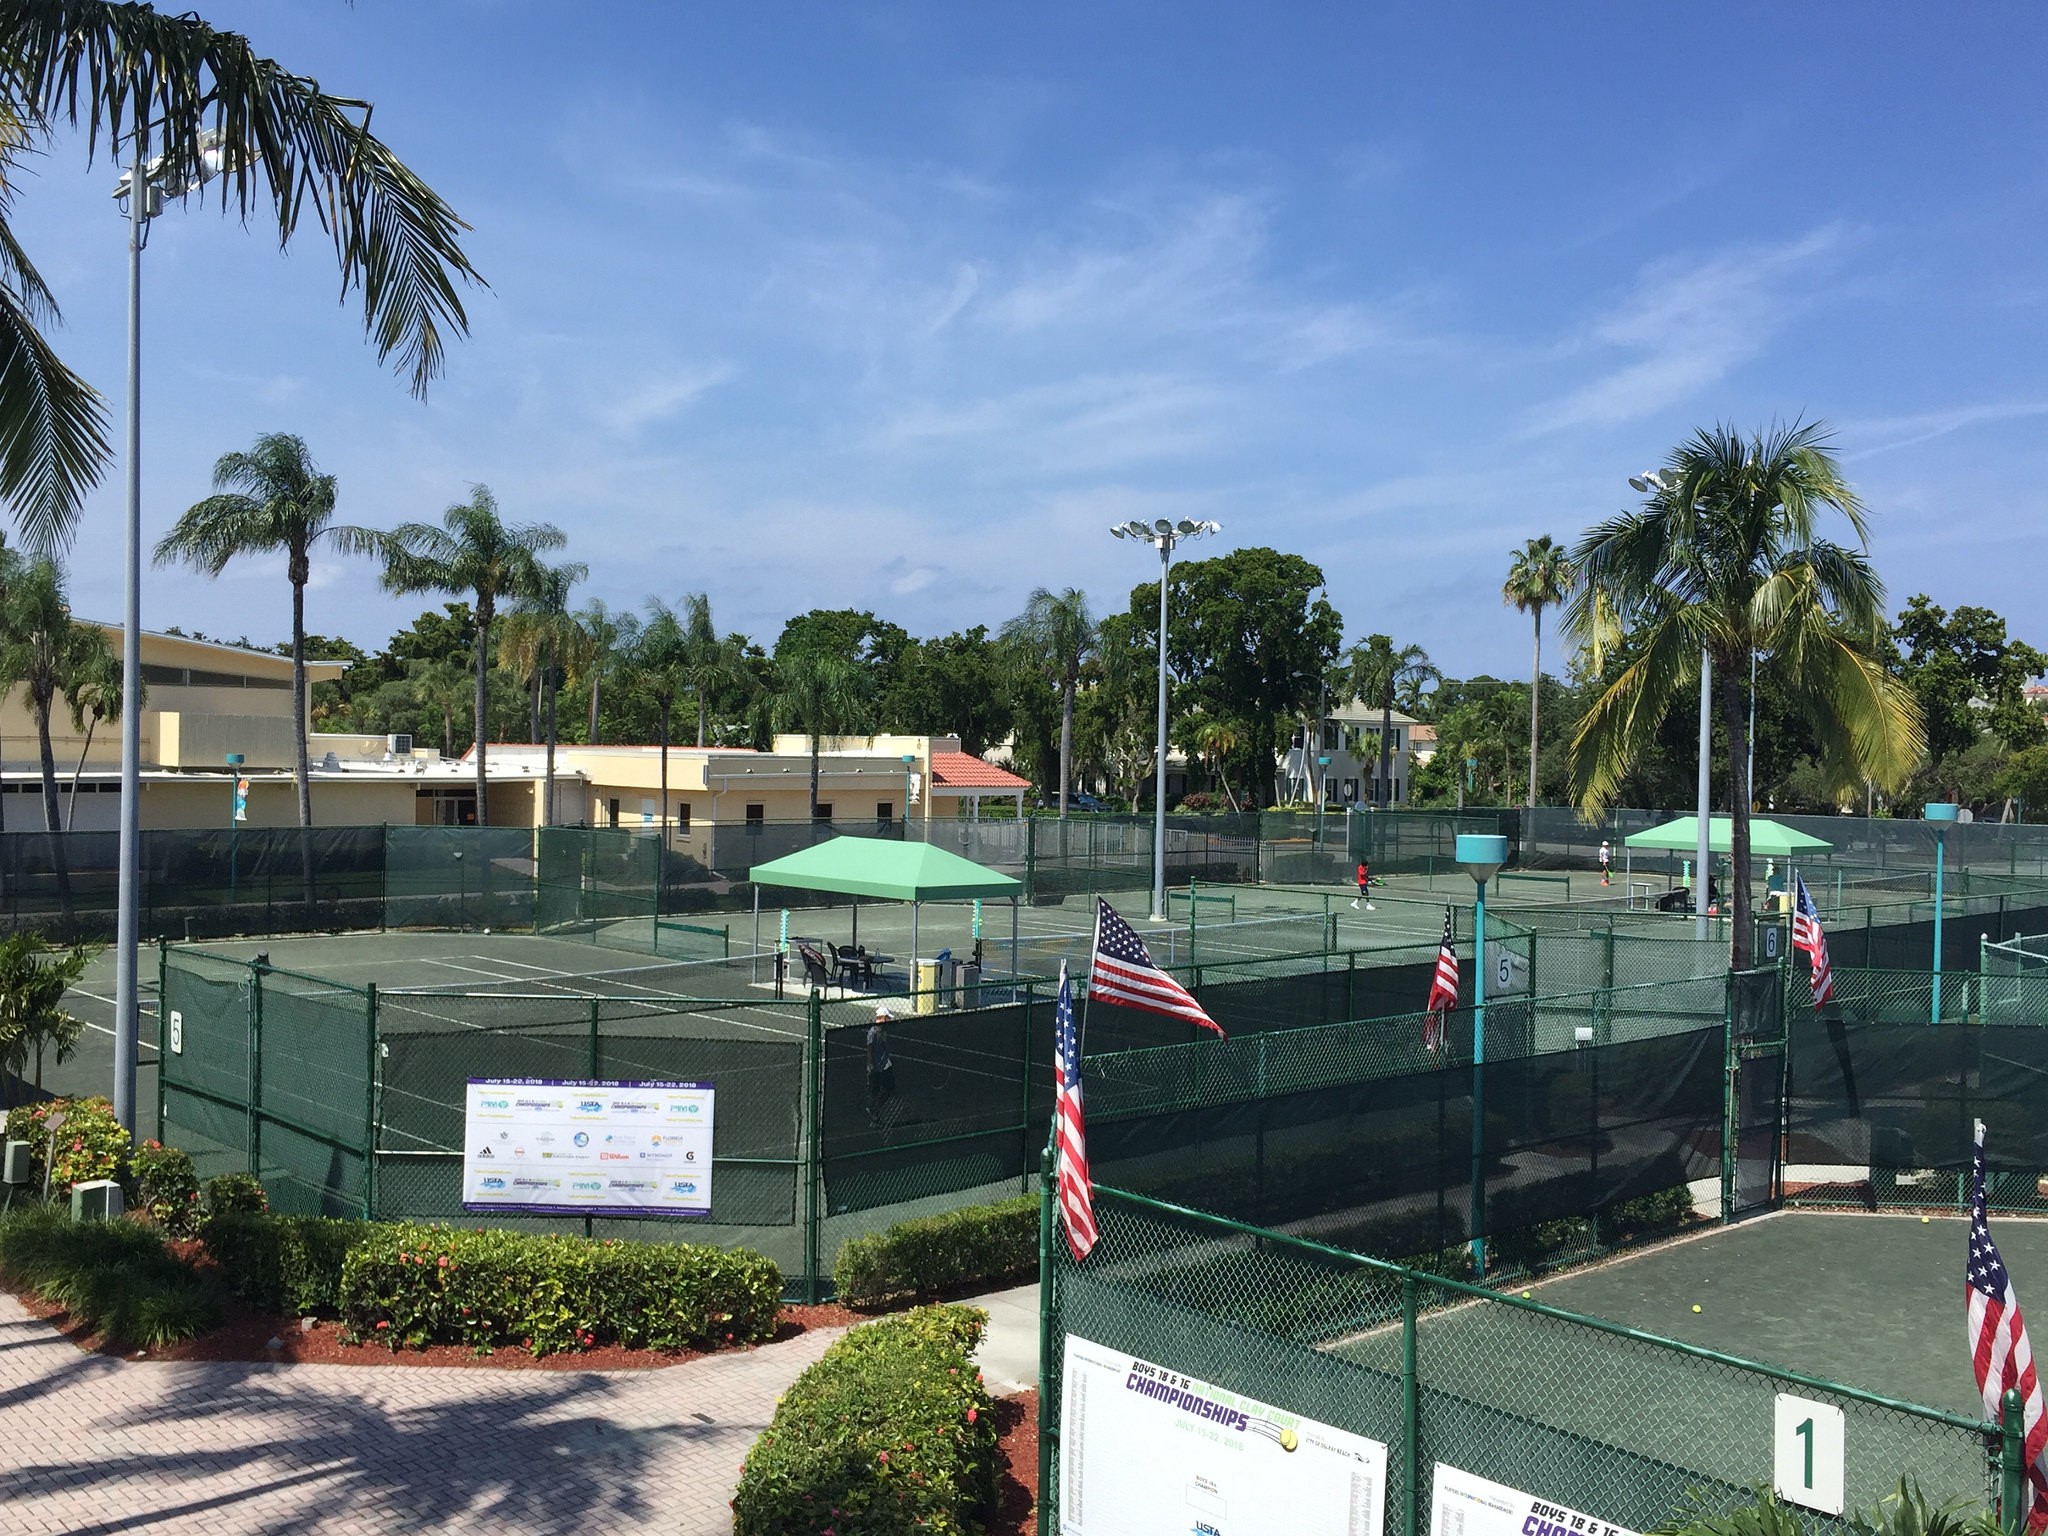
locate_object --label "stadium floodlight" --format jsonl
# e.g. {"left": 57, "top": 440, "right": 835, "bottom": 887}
{"left": 1112, "top": 516, "right": 1223, "bottom": 922}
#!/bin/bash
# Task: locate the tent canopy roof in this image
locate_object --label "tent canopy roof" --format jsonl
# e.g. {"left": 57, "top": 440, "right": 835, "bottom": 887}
{"left": 1622, "top": 815, "right": 1834, "bottom": 858}
{"left": 748, "top": 835, "right": 1021, "bottom": 902}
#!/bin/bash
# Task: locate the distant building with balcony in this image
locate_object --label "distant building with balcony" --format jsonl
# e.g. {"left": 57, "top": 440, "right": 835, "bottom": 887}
{"left": 1279, "top": 700, "right": 1421, "bottom": 807}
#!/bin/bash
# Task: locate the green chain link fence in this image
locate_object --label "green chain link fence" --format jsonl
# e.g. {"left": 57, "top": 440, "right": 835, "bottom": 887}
{"left": 1042, "top": 1181, "right": 2012, "bottom": 1536}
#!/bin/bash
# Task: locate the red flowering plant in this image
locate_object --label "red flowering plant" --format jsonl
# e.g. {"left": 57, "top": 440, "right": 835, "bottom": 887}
{"left": 130, "top": 1140, "right": 202, "bottom": 1236}
{"left": 4, "top": 1096, "right": 126, "bottom": 1197}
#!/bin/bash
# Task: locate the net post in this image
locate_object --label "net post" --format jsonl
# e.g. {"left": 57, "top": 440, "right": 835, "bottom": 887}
{"left": 1720, "top": 968, "right": 1736, "bottom": 1224}
{"left": 1019, "top": 981, "right": 1035, "bottom": 1195}
{"left": 363, "top": 981, "right": 378, "bottom": 1220}
{"left": 2003, "top": 1387, "right": 2027, "bottom": 1535}
{"left": 1347, "top": 948, "right": 1356, "bottom": 1021}
{"left": 1401, "top": 1272, "right": 1419, "bottom": 1536}
{"left": 805, "top": 987, "right": 823, "bottom": 1305}
{"left": 155, "top": 940, "right": 167, "bottom": 1144}
{"left": 586, "top": 994, "right": 601, "bottom": 1240}
{"left": 1037, "top": 1136, "right": 1057, "bottom": 1533}
{"left": 247, "top": 954, "right": 266, "bottom": 1180}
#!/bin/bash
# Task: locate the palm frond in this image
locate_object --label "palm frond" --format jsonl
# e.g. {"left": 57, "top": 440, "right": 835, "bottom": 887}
{"left": 1569, "top": 615, "right": 1700, "bottom": 815}
{"left": 0, "top": 279, "right": 106, "bottom": 552}
{"left": 1, "top": 0, "right": 484, "bottom": 397}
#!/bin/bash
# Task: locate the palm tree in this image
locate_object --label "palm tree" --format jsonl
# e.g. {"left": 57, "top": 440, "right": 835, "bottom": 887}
{"left": 630, "top": 601, "right": 691, "bottom": 847}
{"left": 1502, "top": 536, "right": 1574, "bottom": 807}
{"left": 497, "top": 559, "right": 588, "bottom": 827}
{"left": 0, "top": 8, "right": 480, "bottom": 551}
{"left": 773, "top": 645, "right": 875, "bottom": 818}
{"left": 1188, "top": 716, "right": 1244, "bottom": 813}
{"left": 1338, "top": 636, "right": 1440, "bottom": 806}
{"left": 154, "top": 433, "right": 379, "bottom": 826}
{"left": 381, "top": 487, "right": 565, "bottom": 826}
{"left": 404, "top": 656, "right": 468, "bottom": 760}
{"left": 0, "top": 558, "right": 104, "bottom": 832}
{"left": 61, "top": 627, "right": 125, "bottom": 829}
{"left": 1568, "top": 421, "right": 1923, "bottom": 967}
{"left": 678, "top": 593, "right": 757, "bottom": 748}
{"left": 576, "top": 600, "right": 631, "bottom": 744}
{"left": 1001, "top": 589, "right": 1096, "bottom": 815}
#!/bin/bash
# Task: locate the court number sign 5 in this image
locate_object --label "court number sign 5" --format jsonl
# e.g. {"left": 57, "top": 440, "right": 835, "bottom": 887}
{"left": 168, "top": 1011, "right": 183, "bottom": 1056}
{"left": 1773, "top": 1393, "right": 1845, "bottom": 1515}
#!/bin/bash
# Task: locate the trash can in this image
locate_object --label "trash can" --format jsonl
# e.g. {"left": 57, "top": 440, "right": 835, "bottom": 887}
{"left": 960, "top": 961, "right": 982, "bottom": 1009}
{"left": 915, "top": 959, "right": 939, "bottom": 1014}
{"left": 916, "top": 957, "right": 958, "bottom": 1014}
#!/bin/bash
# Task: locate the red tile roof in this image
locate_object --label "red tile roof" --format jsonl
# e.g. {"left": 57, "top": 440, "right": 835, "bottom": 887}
{"left": 929, "top": 751, "right": 1031, "bottom": 790}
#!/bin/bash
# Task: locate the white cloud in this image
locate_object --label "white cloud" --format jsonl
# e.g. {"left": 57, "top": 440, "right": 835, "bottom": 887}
{"left": 594, "top": 363, "right": 734, "bottom": 436}
{"left": 1520, "top": 226, "right": 1849, "bottom": 436}
{"left": 1840, "top": 399, "right": 2048, "bottom": 460}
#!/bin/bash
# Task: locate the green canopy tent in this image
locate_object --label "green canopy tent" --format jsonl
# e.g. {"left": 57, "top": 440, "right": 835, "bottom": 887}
{"left": 748, "top": 835, "right": 1025, "bottom": 987}
{"left": 1623, "top": 816, "right": 1835, "bottom": 908}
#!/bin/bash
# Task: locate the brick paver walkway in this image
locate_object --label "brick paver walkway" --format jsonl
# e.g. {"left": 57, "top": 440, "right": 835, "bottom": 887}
{"left": 0, "top": 1294, "right": 843, "bottom": 1535}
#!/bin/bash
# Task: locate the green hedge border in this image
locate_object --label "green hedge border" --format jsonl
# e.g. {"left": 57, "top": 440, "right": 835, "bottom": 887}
{"left": 833, "top": 1195, "right": 1038, "bottom": 1306}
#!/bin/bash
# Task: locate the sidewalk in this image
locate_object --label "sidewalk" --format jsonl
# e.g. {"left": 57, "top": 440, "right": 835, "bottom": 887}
{"left": 0, "top": 1293, "right": 843, "bottom": 1536}
{"left": 970, "top": 1281, "right": 1042, "bottom": 1397}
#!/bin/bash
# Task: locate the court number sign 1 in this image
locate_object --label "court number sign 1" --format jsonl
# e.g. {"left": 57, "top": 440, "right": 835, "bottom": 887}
{"left": 1773, "top": 1393, "right": 1845, "bottom": 1515}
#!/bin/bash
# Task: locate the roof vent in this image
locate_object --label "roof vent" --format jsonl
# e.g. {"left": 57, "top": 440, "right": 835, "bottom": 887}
{"left": 321, "top": 752, "right": 340, "bottom": 771}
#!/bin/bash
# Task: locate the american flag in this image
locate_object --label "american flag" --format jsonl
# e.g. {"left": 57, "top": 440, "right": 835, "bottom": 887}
{"left": 1423, "top": 905, "right": 1459, "bottom": 1057}
{"left": 1969, "top": 1120, "right": 2048, "bottom": 1527}
{"left": 1792, "top": 875, "right": 1833, "bottom": 1007}
{"left": 1053, "top": 962, "right": 1097, "bottom": 1261}
{"left": 1088, "top": 898, "right": 1224, "bottom": 1037}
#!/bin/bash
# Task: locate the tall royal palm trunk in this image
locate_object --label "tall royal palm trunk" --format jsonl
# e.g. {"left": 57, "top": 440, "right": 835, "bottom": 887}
{"left": 1722, "top": 664, "right": 1753, "bottom": 969}
{"left": 657, "top": 696, "right": 671, "bottom": 916}
{"left": 290, "top": 562, "right": 312, "bottom": 828}
{"left": 472, "top": 597, "right": 492, "bottom": 825}
{"left": 33, "top": 687, "right": 71, "bottom": 918}
{"left": 66, "top": 711, "right": 101, "bottom": 829}
{"left": 528, "top": 672, "right": 541, "bottom": 744}
{"left": 542, "top": 650, "right": 559, "bottom": 828}
{"left": 1058, "top": 679, "right": 1074, "bottom": 816}
{"left": 1380, "top": 688, "right": 1395, "bottom": 807}
{"left": 588, "top": 673, "right": 602, "bottom": 745}
{"left": 1527, "top": 606, "right": 1542, "bottom": 808}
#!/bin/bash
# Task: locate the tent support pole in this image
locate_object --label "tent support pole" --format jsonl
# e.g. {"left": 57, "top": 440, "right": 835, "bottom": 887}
{"left": 752, "top": 885, "right": 761, "bottom": 983}
{"left": 912, "top": 899, "right": 920, "bottom": 1000}
{"left": 1012, "top": 893, "right": 1020, "bottom": 987}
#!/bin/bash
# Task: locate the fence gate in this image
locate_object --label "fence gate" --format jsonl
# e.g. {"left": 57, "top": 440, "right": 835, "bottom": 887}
{"left": 1726, "top": 965, "right": 1786, "bottom": 1218}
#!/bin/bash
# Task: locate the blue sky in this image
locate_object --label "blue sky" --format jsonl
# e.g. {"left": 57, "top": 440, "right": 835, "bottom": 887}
{"left": 16, "top": 2, "right": 2048, "bottom": 676}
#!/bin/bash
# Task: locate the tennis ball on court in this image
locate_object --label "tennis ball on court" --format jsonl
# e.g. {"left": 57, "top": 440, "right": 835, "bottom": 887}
{"left": 1279, "top": 1428, "right": 1299, "bottom": 1452}
{"left": 1521, "top": 1290, "right": 1532, "bottom": 1299}
{"left": 1692, "top": 1304, "right": 1702, "bottom": 1313}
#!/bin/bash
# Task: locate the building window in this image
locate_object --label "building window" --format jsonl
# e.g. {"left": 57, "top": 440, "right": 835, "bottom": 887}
{"left": 607, "top": 798, "right": 620, "bottom": 829}
{"left": 1322, "top": 721, "right": 1340, "bottom": 751}
{"left": 813, "top": 803, "right": 832, "bottom": 821}
{"left": 676, "top": 803, "right": 691, "bottom": 829}
{"left": 745, "top": 803, "right": 764, "bottom": 828}
{"left": 877, "top": 801, "right": 894, "bottom": 822}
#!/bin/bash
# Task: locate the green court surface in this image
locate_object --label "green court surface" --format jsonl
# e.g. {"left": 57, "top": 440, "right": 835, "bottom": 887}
{"left": 1511, "top": 1210, "right": 2013, "bottom": 1416}
{"left": 1330, "top": 1210, "right": 2017, "bottom": 1508}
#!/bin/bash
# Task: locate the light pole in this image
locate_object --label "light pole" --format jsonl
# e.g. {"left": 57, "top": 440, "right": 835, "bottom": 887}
{"left": 1110, "top": 517, "right": 1221, "bottom": 922}
{"left": 1927, "top": 801, "right": 1958, "bottom": 1023}
{"left": 1458, "top": 832, "right": 1507, "bottom": 1278}
{"left": 1631, "top": 471, "right": 1713, "bottom": 941}
{"left": 901, "top": 754, "right": 915, "bottom": 830}
{"left": 1315, "top": 755, "right": 1331, "bottom": 850}
{"left": 108, "top": 130, "right": 231, "bottom": 1140}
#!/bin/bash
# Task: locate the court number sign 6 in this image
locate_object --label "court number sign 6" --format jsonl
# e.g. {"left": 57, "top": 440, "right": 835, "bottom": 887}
{"left": 1773, "top": 1394, "right": 1845, "bottom": 1515}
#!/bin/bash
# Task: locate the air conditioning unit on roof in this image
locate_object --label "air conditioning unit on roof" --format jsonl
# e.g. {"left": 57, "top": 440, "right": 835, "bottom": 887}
{"left": 387, "top": 734, "right": 413, "bottom": 756}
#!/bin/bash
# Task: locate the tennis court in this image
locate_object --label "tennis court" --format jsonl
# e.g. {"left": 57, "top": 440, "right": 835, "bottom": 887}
{"left": 1329, "top": 1209, "right": 2016, "bottom": 1504}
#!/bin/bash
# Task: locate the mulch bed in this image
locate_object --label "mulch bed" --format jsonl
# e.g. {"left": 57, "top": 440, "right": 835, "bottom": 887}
{"left": 13, "top": 1285, "right": 865, "bottom": 1370}
{"left": 991, "top": 1389, "right": 1040, "bottom": 1536}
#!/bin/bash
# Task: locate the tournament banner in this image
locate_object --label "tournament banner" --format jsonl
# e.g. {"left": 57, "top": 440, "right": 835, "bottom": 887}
{"left": 1429, "top": 1463, "right": 1637, "bottom": 1536}
{"left": 1060, "top": 1333, "right": 1387, "bottom": 1536}
{"left": 462, "top": 1078, "right": 714, "bottom": 1217}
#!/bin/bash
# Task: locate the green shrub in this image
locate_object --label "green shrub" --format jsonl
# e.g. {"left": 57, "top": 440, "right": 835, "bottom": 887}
{"left": 337, "top": 1224, "right": 783, "bottom": 1355}
{"left": 3, "top": 1096, "right": 127, "bottom": 1196}
{"left": 1605, "top": 1183, "right": 1697, "bottom": 1236}
{"left": 201, "top": 1211, "right": 370, "bottom": 1315}
{"left": 0, "top": 1204, "right": 219, "bottom": 1346}
{"left": 733, "top": 1305, "right": 999, "bottom": 1536}
{"left": 203, "top": 1172, "right": 268, "bottom": 1216}
{"left": 131, "top": 1141, "right": 202, "bottom": 1236}
{"left": 832, "top": 1195, "right": 1037, "bottom": 1306}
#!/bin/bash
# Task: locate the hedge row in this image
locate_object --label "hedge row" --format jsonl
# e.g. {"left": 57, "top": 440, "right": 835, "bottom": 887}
{"left": 336, "top": 1223, "right": 783, "bottom": 1356}
{"left": 201, "top": 1211, "right": 368, "bottom": 1316}
{"left": 733, "top": 1305, "right": 999, "bottom": 1536}
{"left": 0, "top": 1204, "right": 218, "bottom": 1346}
{"left": 833, "top": 1195, "right": 1037, "bottom": 1306}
